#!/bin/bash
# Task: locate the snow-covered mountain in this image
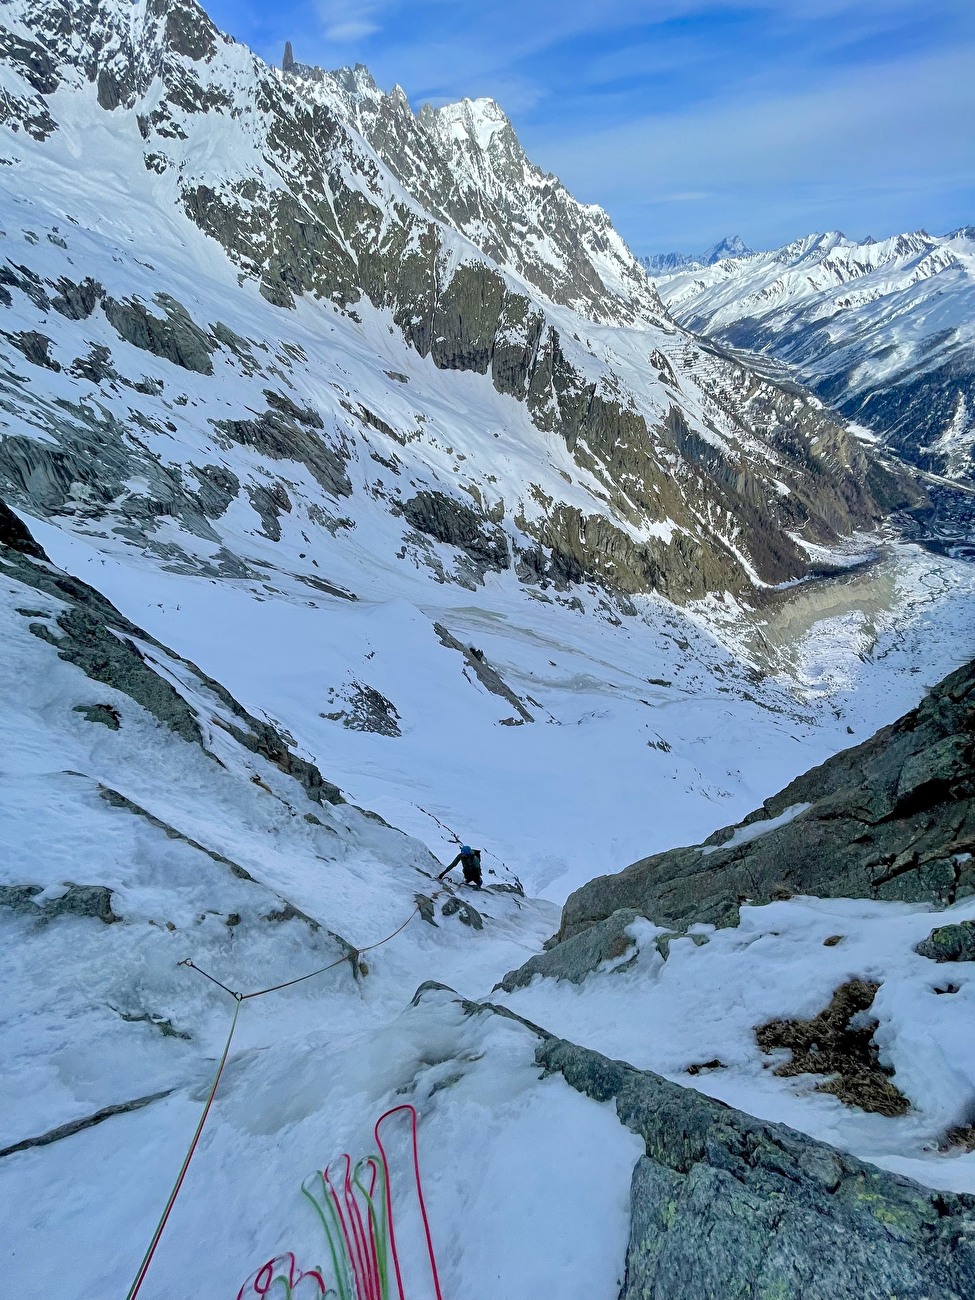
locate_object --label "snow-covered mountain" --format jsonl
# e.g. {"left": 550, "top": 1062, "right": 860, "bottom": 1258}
{"left": 652, "top": 228, "right": 975, "bottom": 485}
{"left": 640, "top": 234, "right": 752, "bottom": 276}
{"left": 0, "top": 0, "right": 919, "bottom": 615}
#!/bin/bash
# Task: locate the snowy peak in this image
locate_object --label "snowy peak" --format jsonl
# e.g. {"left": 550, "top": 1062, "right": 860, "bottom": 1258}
{"left": 430, "top": 96, "right": 514, "bottom": 155}
{"left": 0, "top": 0, "right": 921, "bottom": 624}
{"left": 640, "top": 235, "right": 752, "bottom": 277}
{"left": 654, "top": 224, "right": 975, "bottom": 485}
{"left": 703, "top": 234, "right": 752, "bottom": 264}
{"left": 282, "top": 47, "right": 661, "bottom": 323}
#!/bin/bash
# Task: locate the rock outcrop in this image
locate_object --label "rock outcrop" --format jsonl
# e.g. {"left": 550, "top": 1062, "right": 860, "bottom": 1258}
{"left": 916, "top": 920, "right": 975, "bottom": 963}
{"left": 556, "top": 658, "right": 975, "bottom": 942}
{"left": 451, "top": 992, "right": 975, "bottom": 1300}
{"left": 542, "top": 1035, "right": 975, "bottom": 1300}
{"left": 0, "top": 499, "right": 344, "bottom": 805}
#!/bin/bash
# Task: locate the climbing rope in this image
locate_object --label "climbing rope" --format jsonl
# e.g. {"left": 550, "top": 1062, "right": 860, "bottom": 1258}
{"left": 375, "top": 1106, "right": 444, "bottom": 1300}
{"left": 124, "top": 998, "right": 241, "bottom": 1300}
{"left": 415, "top": 806, "right": 518, "bottom": 885}
{"left": 239, "top": 1104, "right": 444, "bottom": 1300}
{"left": 125, "top": 891, "right": 448, "bottom": 1300}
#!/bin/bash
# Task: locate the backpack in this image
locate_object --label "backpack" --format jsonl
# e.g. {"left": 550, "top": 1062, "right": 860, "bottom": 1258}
{"left": 461, "top": 849, "right": 482, "bottom": 878}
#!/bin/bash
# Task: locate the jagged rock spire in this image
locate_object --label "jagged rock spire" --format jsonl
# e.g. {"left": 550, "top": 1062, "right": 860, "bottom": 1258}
{"left": 283, "top": 42, "right": 295, "bottom": 73}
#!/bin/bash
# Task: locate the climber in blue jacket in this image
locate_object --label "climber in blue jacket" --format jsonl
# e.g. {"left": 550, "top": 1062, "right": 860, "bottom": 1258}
{"left": 438, "top": 845, "right": 483, "bottom": 888}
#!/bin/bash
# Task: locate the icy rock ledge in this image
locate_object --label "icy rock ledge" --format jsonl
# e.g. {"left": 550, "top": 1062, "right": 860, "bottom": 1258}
{"left": 458, "top": 994, "right": 975, "bottom": 1300}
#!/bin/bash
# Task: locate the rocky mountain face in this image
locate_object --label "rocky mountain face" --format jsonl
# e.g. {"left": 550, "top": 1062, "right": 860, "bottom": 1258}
{"left": 553, "top": 655, "right": 975, "bottom": 943}
{"left": 295, "top": 61, "right": 663, "bottom": 326}
{"left": 651, "top": 229, "right": 975, "bottom": 489}
{"left": 0, "top": 0, "right": 918, "bottom": 608}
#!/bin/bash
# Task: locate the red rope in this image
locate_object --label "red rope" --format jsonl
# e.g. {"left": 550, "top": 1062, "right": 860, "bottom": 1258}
{"left": 126, "top": 997, "right": 242, "bottom": 1300}
{"left": 237, "top": 1252, "right": 326, "bottom": 1298}
{"left": 128, "top": 892, "right": 447, "bottom": 1299}
{"left": 325, "top": 1156, "right": 372, "bottom": 1300}
{"left": 374, "top": 1105, "right": 445, "bottom": 1300}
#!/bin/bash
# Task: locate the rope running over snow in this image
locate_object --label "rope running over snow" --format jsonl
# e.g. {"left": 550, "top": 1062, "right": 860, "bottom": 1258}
{"left": 125, "top": 889, "right": 449, "bottom": 1300}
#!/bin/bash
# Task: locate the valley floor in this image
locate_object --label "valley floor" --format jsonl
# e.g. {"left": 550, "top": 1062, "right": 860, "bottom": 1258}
{"left": 33, "top": 518, "right": 975, "bottom": 901}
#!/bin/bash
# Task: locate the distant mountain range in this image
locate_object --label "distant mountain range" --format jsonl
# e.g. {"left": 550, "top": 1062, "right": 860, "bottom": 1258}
{"left": 648, "top": 229, "right": 975, "bottom": 486}
{"left": 640, "top": 235, "right": 752, "bottom": 275}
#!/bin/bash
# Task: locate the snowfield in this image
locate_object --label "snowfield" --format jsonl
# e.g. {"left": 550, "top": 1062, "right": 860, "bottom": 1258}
{"left": 3, "top": 504, "right": 975, "bottom": 1299}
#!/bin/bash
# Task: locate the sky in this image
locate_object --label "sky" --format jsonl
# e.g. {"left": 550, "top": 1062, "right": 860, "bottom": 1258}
{"left": 201, "top": 0, "right": 975, "bottom": 258}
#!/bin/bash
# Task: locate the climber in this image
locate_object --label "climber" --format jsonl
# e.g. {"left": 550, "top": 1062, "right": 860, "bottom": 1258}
{"left": 438, "top": 845, "right": 482, "bottom": 889}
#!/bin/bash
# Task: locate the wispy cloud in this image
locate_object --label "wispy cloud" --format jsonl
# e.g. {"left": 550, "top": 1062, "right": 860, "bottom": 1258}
{"left": 313, "top": 0, "right": 386, "bottom": 46}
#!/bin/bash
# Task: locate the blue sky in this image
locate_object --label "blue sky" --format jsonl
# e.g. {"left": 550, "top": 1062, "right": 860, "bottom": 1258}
{"left": 202, "top": 0, "right": 974, "bottom": 257}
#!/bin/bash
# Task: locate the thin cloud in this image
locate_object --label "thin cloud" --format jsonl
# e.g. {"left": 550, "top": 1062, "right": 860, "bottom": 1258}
{"left": 324, "top": 20, "right": 380, "bottom": 42}
{"left": 313, "top": 0, "right": 387, "bottom": 46}
{"left": 532, "top": 44, "right": 975, "bottom": 242}
{"left": 203, "top": 0, "right": 973, "bottom": 249}
{"left": 654, "top": 191, "right": 713, "bottom": 203}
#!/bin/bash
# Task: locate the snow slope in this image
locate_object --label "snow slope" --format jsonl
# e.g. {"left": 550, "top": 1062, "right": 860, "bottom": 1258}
{"left": 3, "top": 533, "right": 975, "bottom": 1300}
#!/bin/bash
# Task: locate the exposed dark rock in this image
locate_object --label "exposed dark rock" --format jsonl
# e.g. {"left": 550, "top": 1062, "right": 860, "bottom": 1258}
{"left": 399, "top": 491, "right": 509, "bottom": 577}
{"left": 0, "top": 1088, "right": 177, "bottom": 1162}
{"left": 433, "top": 623, "right": 532, "bottom": 722}
{"left": 102, "top": 294, "right": 214, "bottom": 375}
{"left": 497, "top": 908, "right": 642, "bottom": 991}
{"left": 112, "top": 1008, "right": 190, "bottom": 1039}
{"left": 441, "top": 896, "right": 483, "bottom": 929}
{"left": 756, "top": 979, "right": 910, "bottom": 1117}
{"left": 69, "top": 343, "right": 118, "bottom": 382}
{"left": 916, "top": 920, "right": 975, "bottom": 963}
{"left": 50, "top": 276, "right": 103, "bottom": 319}
{"left": 557, "top": 658, "right": 975, "bottom": 940}
{"left": 0, "top": 0, "right": 924, "bottom": 611}
{"left": 685, "top": 1059, "right": 725, "bottom": 1076}
{"left": 263, "top": 901, "right": 321, "bottom": 929}
{"left": 414, "top": 893, "right": 438, "bottom": 926}
{"left": 72, "top": 702, "right": 121, "bottom": 729}
{"left": 212, "top": 399, "right": 352, "bottom": 499}
{"left": 0, "top": 262, "right": 51, "bottom": 310}
{"left": 533, "top": 1033, "right": 975, "bottom": 1300}
{"left": 431, "top": 992, "right": 975, "bottom": 1299}
{"left": 0, "top": 883, "right": 43, "bottom": 913}
{"left": 190, "top": 463, "right": 240, "bottom": 518}
{"left": 247, "top": 481, "right": 292, "bottom": 540}
{"left": 6, "top": 330, "right": 60, "bottom": 370}
{"left": 0, "top": 422, "right": 127, "bottom": 515}
{"left": 0, "top": 882, "right": 121, "bottom": 924}
{"left": 322, "top": 681, "right": 401, "bottom": 736}
{"left": 0, "top": 538, "right": 345, "bottom": 805}
{"left": 0, "top": 497, "right": 47, "bottom": 558}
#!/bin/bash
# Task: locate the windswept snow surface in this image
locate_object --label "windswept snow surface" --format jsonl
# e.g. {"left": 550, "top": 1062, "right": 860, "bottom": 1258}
{"left": 1, "top": 547, "right": 641, "bottom": 1300}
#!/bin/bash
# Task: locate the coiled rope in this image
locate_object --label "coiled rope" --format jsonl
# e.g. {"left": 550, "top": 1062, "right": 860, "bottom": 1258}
{"left": 125, "top": 889, "right": 448, "bottom": 1300}
{"left": 239, "top": 1104, "right": 444, "bottom": 1300}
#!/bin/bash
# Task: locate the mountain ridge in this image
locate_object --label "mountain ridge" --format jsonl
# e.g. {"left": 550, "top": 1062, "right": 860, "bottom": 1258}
{"left": 0, "top": 0, "right": 917, "bottom": 612}
{"left": 651, "top": 226, "right": 975, "bottom": 489}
